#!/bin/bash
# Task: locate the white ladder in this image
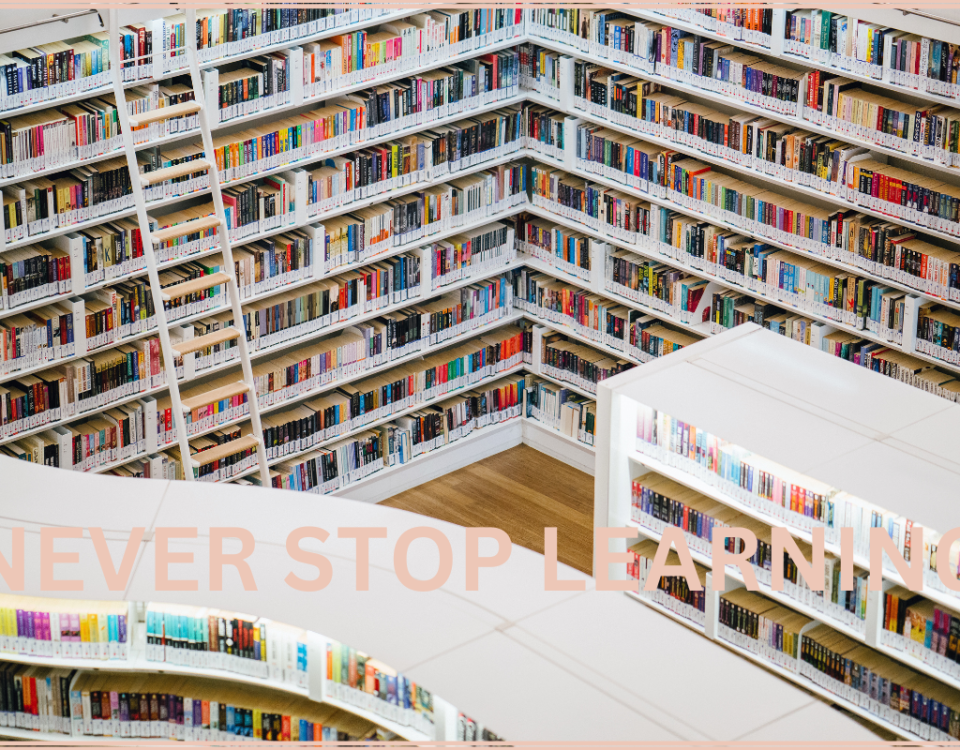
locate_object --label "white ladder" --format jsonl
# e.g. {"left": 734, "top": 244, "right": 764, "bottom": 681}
{"left": 107, "top": 9, "right": 271, "bottom": 486}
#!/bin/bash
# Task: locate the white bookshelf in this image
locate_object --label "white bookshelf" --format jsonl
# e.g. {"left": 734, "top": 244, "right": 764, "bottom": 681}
{"left": 0, "top": 599, "right": 440, "bottom": 741}
{"left": 595, "top": 323, "right": 960, "bottom": 740}
{"left": 4, "top": 6, "right": 960, "bottom": 737}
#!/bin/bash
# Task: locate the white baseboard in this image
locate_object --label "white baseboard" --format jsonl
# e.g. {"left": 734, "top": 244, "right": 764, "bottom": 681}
{"left": 521, "top": 418, "right": 596, "bottom": 476}
{"left": 333, "top": 416, "right": 595, "bottom": 505}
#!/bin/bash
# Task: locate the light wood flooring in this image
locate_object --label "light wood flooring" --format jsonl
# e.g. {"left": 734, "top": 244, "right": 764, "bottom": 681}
{"left": 382, "top": 444, "right": 594, "bottom": 574}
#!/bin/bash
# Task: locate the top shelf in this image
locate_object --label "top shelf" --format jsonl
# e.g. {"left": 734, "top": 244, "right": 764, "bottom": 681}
{"left": 624, "top": 9, "right": 960, "bottom": 109}
{"left": 602, "top": 324, "right": 960, "bottom": 539}
{"left": 0, "top": 8, "right": 413, "bottom": 120}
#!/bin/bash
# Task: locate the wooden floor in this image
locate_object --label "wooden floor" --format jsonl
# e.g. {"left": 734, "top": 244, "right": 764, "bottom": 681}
{"left": 382, "top": 444, "right": 595, "bottom": 573}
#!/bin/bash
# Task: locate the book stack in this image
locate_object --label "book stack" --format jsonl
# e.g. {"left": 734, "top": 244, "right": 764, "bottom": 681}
{"left": 627, "top": 539, "right": 708, "bottom": 627}
{"left": 0, "top": 660, "right": 76, "bottom": 735}
{"left": 68, "top": 671, "right": 378, "bottom": 740}
{"left": 325, "top": 639, "right": 435, "bottom": 735}
{"left": 145, "top": 604, "right": 308, "bottom": 688}
{"left": 0, "top": 595, "right": 130, "bottom": 660}
{"left": 524, "top": 375, "right": 596, "bottom": 446}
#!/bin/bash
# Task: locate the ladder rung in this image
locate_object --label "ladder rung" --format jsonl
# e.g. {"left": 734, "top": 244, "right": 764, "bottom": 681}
{"left": 171, "top": 327, "right": 243, "bottom": 356}
{"left": 141, "top": 159, "right": 212, "bottom": 187}
{"left": 129, "top": 101, "right": 202, "bottom": 128}
{"left": 191, "top": 434, "right": 260, "bottom": 467}
{"left": 151, "top": 215, "right": 221, "bottom": 244}
{"left": 161, "top": 271, "right": 232, "bottom": 301}
{"left": 181, "top": 380, "right": 252, "bottom": 412}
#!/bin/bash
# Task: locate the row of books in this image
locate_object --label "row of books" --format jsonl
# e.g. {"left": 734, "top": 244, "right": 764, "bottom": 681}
{"left": 628, "top": 539, "right": 708, "bottom": 627}
{"left": 0, "top": 661, "right": 75, "bottom": 734}
{"left": 161, "top": 8, "right": 398, "bottom": 69}
{"left": 517, "top": 215, "right": 591, "bottom": 282}
{"left": 565, "top": 105, "right": 960, "bottom": 299}
{"left": 0, "top": 82, "right": 198, "bottom": 180}
{"left": 645, "top": 8, "right": 774, "bottom": 47}
{"left": 522, "top": 158, "right": 960, "bottom": 399}
{"left": 529, "top": 11, "right": 960, "bottom": 166}
{"left": 524, "top": 376, "right": 596, "bottom": 447}
{"left": 0, "top": 598, "right": 129, "bottom": 660}
{"left": 513, "top": 266, "right": 696, "bottom": 365}
{"left": 264, "top": 363, "right": 525, "bottom": 494}
{"left": 190, "top": 323, "right": 527, "bottom": 485}
{"left": 325, "top": 639, "right": 435, "bottom": 734}
{"left": 633, "top": 402, "right": 960, "bottom": 601}
{"left": 458, "top": 712, "right": 502, "bottom": 741}
{"left": 0, "top": 197, "right": 525, "bottom": 446}
{"left": 0, "top": 93, "right": 525, "bottom": 250}
{"left": 518, "top": 43, "right": 562, "bottom": 99}
{"left": 718, "top": 588, "right": 960, "bottom": 741}
{"left": 571, "top": 60, "right": 960, "bottom": 250}
{"left": 523, "top": 105, "right": 565, "bottom": 162}
{"left": 0, "top": 25, "right": 524, "bottom": 183}
{"left": 883, "top": 587, "right": 960, "bottom": 683}
{"left": 6, "top": 270, "right": 515, "bottom": 473}
{"left": 630, "top": 472, "right": 870, "bottom": 632}
{"left": 170, "top": 276, "right": 514, "bottom": 444}
{"left": 539, "top": 329, "right": 632, "bottom": 395}
{"left": 210, "top": 54, "right": 292, "bottom": 124}
{"left": 302, "top": 150, "right": 526, "bottom": 236}
{"left": 0, "top": 153, "right": 522, "bottom": 322}
{"left": 303, "top": 34, "right": 521, "bottom": 107}
{"left": 782, "top": 10, "right": 959, "bottom": 99}
{"left": 145, "top": 605, "right": 308, "bottom": 688}
{"left": 66, "top": 671, "right": 381, "bottom": 740}
{"left": 0, "top": 9, "right": 397, "bottom": 113}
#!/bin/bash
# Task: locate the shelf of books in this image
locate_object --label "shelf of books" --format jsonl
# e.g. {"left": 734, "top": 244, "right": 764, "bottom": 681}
{"left": 594, "top": 323, "right": 960, "bottom": 741}
{"left": 0, "top": 593, "right": 497, "bottom": 741}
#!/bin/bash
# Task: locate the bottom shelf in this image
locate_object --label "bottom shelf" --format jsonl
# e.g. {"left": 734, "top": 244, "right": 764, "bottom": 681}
{"left": 623, "top": 590, "right": 922, "bottom": 741}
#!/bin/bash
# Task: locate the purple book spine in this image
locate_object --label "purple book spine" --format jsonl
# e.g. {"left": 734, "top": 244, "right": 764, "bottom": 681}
{"left": 118, "top": 615, "right": 127, "bottom": 644}
{"left": 27, "top": 611, "right": 36, "bottom": 640}
{"left": 15, "top": 609, "right": 24, "bottom": 639}
{"left": 41, "top": 612, "right": 50, "bottom": 641}
{"left": 193, "top": 699, "right": 202, "bottom": 727}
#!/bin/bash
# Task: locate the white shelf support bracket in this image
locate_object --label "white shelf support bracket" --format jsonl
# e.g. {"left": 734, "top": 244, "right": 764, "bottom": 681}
{"left": 589, "top": 240, "right": 607, "bottom": 295}
{"left": 562, "top": 116, "right": 581, "bottom": 172}
{"left": 864, "top": 577, "right": 885, "bottom": 649}
{"left": 558, "top": 54, "right": 576, "bottom": 112}
{"left": 901, "top": 295, "right": 922, "bottom": 354}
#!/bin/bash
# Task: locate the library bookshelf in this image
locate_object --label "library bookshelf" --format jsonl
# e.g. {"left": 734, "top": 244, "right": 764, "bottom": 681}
{"left": 594, "top": 323, "right": 960, "bottom": 741}
{"left": 0, "top": 594, "right": 468, "bottom": 741}
{"left": 4, "top": 5, "right": 960, "bottom": 737}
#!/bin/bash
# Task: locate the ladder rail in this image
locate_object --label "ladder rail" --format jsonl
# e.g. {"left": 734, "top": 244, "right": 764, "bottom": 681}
{"left": 107, "top": 9, "right": 195, "bottom": 482}
{"left": 184, "top": 9, "right": 272, "bottom": 487}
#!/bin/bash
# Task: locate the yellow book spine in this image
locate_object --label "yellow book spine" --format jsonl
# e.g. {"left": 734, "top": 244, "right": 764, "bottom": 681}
{"left": 79, "top": 613, "right": 90, "bottom": 643}
{"left": 88, "top": 613, "right": 99, "bottom": 643}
